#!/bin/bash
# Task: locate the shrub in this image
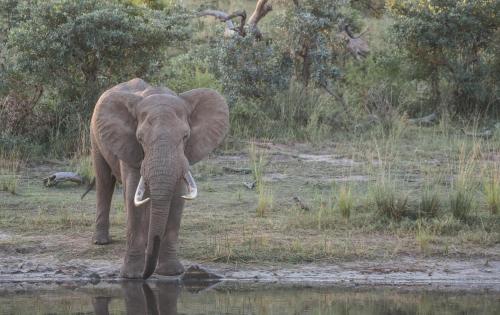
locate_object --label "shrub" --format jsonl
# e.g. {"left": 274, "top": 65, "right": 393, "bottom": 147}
{"left": 208, "top": 34, "right": 292, "bottom": 105}
{"left": 388, "top": 0, "right": 500, "bottom": 115}
{"left": 1, "top": 0, "right": 190, "bottom": 154}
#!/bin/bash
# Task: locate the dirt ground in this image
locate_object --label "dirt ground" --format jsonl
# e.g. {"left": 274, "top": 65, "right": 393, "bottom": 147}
{"left": 1, "top": 138, "right": 499, "bottom": 291}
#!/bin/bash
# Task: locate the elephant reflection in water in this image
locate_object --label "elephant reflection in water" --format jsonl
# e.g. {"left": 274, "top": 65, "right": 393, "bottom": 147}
{"left": 92, "top": 282, "right": 180, "bottom": 315}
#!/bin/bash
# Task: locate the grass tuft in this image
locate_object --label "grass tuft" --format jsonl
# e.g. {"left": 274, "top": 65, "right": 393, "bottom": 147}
{"left": 337, "top": 185, "right": 353, "bottom": 220}
{"left": 419, "top": 189, "right": 440, "bottom": 218}
{"left": 249, "top": 142, "right": 273, "bottom": 217}
{"left": 450, "top": 189, "right": 474, "bottom": 222}
{"left": 72, "top": 155, "right": 94, "bottom": 183}
{"left": 450, "top": 144, "right": 480, "bottom": 221}
{"left": 372, "top": 182, "right": 408, "bottom": 221}
{"left": 256, "top": 187, "right": 273, "bottom": 218}
{"left": 415, "top": 220, "right": 434, "bottom": 253}
{"left": 483, "top": 170, "right": 500, "bottom": 215}
{"left": 0, "top": 150, "right": 22, "bottom": 195}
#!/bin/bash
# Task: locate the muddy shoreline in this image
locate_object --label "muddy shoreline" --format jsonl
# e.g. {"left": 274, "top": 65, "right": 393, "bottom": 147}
{"left": 1, "top": 256, "right": 499, "bottom": 293}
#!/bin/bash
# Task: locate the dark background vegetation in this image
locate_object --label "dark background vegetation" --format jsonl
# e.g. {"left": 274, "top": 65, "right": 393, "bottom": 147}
{"left": 0, "top": 0, "right": 499, "bottom": 156}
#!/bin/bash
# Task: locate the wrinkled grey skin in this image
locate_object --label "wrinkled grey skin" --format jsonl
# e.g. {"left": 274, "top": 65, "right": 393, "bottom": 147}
{"left": 90, "top": 78, "right": 229, "bottom": 279}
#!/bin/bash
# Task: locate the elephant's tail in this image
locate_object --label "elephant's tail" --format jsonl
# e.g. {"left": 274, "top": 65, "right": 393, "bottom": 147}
{"left": 81, "top": 177, "right": 96, "bottom": 199}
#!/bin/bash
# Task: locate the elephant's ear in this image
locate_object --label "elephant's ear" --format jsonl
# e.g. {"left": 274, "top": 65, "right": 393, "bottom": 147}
{"left": 92, "top": 91, "right": 144, "bottom": 167}
{"left": 180, "top": 88, "right": 229, "bottom": 164}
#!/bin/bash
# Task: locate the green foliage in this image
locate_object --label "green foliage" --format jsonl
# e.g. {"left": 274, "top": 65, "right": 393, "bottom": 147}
{"left": 229, "top": 83, "right": 343, "bottom": 141}
{"left": 1, "top": 0, "right": 190, "bottom": 155}
{"left": 157, "top": 53, "right": 221, "bottom": 93}
{"left": 388, "top": 0, "right": 500, "bottom": 115}
{"left": 276, "top": 0, "right": 350, "bottom": 87}
{"left": 209, "top": 34, "right": 292, "bottom": 104}
{"left": 5, "top": 0, "right": 188, "bottom": 114}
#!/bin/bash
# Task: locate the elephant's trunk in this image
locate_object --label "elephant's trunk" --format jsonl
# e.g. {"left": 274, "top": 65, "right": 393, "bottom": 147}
{"left": 142, "top": 150, "right": 180, "bottom": 279}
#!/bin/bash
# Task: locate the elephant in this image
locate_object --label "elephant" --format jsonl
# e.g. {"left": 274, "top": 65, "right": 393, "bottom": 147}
{"left": 92, "top": 282, "right": 181, "bottom": 315}
{"left": 89, "top": 78, "right": 229, "bottom": 279}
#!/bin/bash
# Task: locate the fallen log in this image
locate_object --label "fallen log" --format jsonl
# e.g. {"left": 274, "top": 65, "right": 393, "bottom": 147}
{"left": 222, "top": 166, "right": 252, "bottom": 174}
{"left": 408, "top": 112, "right": 438, "bottom": 126}
{"left": 461, "top": 129, "right": 493, "bottom": 140}
{"left": 43, "top": 172, "right": 83, "bottom": 187}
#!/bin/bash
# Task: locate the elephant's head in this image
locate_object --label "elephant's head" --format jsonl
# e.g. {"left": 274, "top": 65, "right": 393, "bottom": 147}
{"left": 93, "top": 82, "right": 229, "bottom": 279}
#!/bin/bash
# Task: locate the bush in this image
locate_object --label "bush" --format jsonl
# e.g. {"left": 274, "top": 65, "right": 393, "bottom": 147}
{"left": 388, "top": 0, "right": 500, "bottom": 115}
{"left": 208, "top": 34, "right": 292, "bottom": 105}
{"left": 1, "top": 0, "right": 190, "bottom": 155}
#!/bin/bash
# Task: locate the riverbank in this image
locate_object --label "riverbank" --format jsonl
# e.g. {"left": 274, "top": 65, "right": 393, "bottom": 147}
{"left": 1, "top": 128, "right": 499, "bottom": 292}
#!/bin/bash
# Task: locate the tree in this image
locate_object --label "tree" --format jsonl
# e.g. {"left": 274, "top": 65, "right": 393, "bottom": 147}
{"left": 388, "top": 0, "right": 500, "bottom": 115}
{"left": 6, "top": 0, "right": 188, "bottom": 114}
{"left": 1, "top": 0, "right": 189, "bottom": 146}
{"left": 199, "top": 0, "right": 366, "bottom": 103}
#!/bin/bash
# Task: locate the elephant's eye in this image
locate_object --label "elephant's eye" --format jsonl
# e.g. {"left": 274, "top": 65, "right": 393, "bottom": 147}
{"left": 183, "top": 131, "right": 189, "bottom": 142}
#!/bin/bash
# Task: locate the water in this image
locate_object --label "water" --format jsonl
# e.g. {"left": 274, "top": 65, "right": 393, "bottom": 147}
{"left": 1, "top": 281, "right": 499, "bottom": 314}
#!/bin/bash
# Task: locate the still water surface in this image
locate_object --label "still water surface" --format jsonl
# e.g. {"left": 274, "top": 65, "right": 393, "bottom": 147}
{"left": 0, "top": 281, "right": 499, "bottom": 314}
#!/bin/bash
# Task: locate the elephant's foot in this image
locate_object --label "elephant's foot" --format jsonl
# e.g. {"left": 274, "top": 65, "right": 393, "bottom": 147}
{"left": 156, "top": 258, "right": 185, "bottom": 276}
{"left": 120, "top": 254, "right": 144, "bottom": 279}
{"left": 93, "top": 230, "right": 111, "bottom": 245}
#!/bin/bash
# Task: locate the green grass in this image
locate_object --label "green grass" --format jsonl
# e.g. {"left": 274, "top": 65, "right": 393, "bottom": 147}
{"left": 484, "top": 168, "right": 500, "bottom": 215}
{"left": 371, "top": 180, "right": 408, "bottom": 221}
{"left": 0, "top": 150, "right": 22, "bottom": 195}
{"left": 0, "top": 123, "right": 499, "bottom": 265}
{"left": 337, "top": 185, "right": 354, "bottom": 220}
{"left": 419, "top": 188, "right": 440, "bottom": 218}
{"left": 249, "top": 142, "right": 273, "bottom": 217}
{"left": 450, "top": 189, "right": 474, "bottom": 222}
{"left": 71, "top": 155, "right": 94, "bottom": 182}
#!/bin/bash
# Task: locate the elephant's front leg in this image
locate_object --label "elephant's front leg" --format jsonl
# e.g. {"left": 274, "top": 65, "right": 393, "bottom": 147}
{"left": 156, "top": 184, "right": 185, "bottom": 276}
{"left": 92, "top": 142, "right": 116, "bottom": 245}
{"left": 120, "top": 164, "right": 149, "bottom": 279}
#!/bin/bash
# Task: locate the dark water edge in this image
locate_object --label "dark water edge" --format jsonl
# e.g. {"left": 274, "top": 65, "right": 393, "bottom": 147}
{"left": 0, "top": 280, "right": 499, "bottom": 315}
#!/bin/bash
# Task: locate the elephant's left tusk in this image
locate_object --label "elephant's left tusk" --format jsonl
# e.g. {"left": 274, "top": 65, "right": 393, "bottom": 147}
{"left": 134, "top": 176, "right": 150, "bottom": 207}
{"left": 181, "top": 171, "right": 197, "bottom": 200}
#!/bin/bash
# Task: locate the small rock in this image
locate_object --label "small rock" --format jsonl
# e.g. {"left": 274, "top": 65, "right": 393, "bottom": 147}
{"left": 88, "top": 272, "right": 101, "bottom": 285}
{"left": 243, "top": 181, "right": 256, "bottom": 190}
{"left": 181, "top": 265, "right": 223, "bottom": 281}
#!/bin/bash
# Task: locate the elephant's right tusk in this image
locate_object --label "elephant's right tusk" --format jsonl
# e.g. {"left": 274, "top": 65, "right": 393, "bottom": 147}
{"left": 134, "top": 176, "right": 150, "bottom": 207}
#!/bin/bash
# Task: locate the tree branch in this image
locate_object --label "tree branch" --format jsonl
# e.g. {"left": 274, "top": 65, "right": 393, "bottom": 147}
{"left": 248, "top": 0, "right": 273, "bottom": 40}
{"left": 340, "top": 24, "right": 370, "bottom": 60}
{"left": 198, "top": 9, "right": 247, "bottom": 37}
